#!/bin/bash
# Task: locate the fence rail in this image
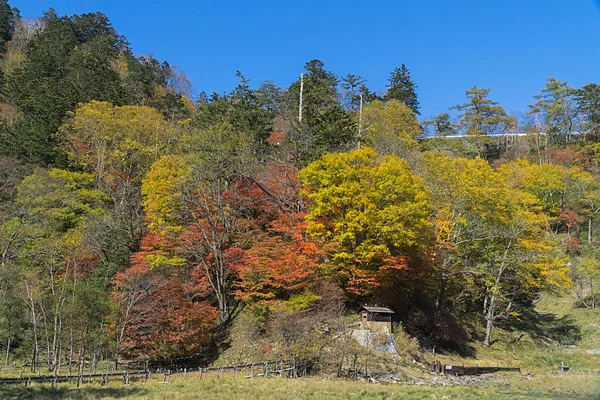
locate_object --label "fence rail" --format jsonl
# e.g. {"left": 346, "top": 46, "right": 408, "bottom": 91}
{"left": 0, "top": 359, "right": 307, "bottom": 388}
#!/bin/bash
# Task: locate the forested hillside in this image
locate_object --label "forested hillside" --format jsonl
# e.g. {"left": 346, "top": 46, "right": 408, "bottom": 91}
{"left": 1, "top": 1, "right": 599, "bottom": 376}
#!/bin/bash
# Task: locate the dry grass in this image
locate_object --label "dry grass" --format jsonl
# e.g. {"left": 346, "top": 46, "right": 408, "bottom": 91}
{"left": 1, "top": 373, "right": 599, "bottom": 400}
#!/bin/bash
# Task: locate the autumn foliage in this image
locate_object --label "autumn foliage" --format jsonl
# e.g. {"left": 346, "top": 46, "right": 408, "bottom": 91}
{"left": 3, "top": 20, "right": 598, "bottom": 369}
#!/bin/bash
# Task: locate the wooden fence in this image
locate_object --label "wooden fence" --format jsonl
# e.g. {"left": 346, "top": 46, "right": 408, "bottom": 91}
{"left": 0, "top": 359, "right": 308, "bottom": 388}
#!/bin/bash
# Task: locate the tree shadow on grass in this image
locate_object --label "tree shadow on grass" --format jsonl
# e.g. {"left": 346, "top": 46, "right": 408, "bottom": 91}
{"left": 420, "top": 313, "right": 478, "bottom": 358}
{"left": 0, "top": 385, "right": 146, "bottom": 400}
{"left": 499, "top": 306, "right": 582, "bottom": 345}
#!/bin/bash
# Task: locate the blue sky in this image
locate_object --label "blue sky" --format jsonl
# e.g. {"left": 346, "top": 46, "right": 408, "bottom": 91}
{"left": 12, "top": 0, "right": 600, "bottom": 119}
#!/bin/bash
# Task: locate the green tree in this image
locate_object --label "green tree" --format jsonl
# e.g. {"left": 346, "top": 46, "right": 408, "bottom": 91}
{"left": 59, "top": 100, "right": 176, "bottom": 251}
{"left": 499, "top": 159, "right": 598, "bottom": 237}
{"left": 384, "top": 64, "right": 420, "bottom": 115}
{"left": 14, "top": 168, "right": 110, "bottom": 372}
{"left": 476, "top": 190, "right": 567, "bottom": 346}
{"left": 423, "top": 113, "right": 458, "bottom": 137}
{"left": 4, "top": 11, "right": 127, "bottom": 164}
{"left": 287, "top": 59, "right": 339, "bottom": 123}
{"left": 283, "top": 60, "right": 356, "bottom": 167}
{"left": 453, "top": 86, "right": 513, "bottom": 136}
{"left": 0, "top": 0, "right": 18, "bottom": 53}
{"left": 121, "top": 54, "right": 171, "bottom": 104}
{"left": 450, "top": 86, "right": 514, "bottom": 159}
{"left": 340, "top": 73, "right": 366, "bottom": 112}
{"left": 192, "top": 71, "right": 273, "bottom": 153}
{"left": 575, "top": 83, "right": 600, "bottom": 139}
{"left": 571, "top": 254, "right": 600, "bottom": 309}
{"left": 417, "top": 152, "right": 510, "bottom": 321}
{"left": 529, "top": 78, "right": 578, "bottom": 143}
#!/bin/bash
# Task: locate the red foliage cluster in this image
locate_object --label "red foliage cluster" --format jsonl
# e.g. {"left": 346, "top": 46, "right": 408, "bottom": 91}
{"left": 112, "top": 233, "right": 218, "bottom": 360}
{"left": 559, "top": 208, "right": 583, "bottom": 230}
{"left": 237, "top": 212, "right": 320, "bottom": 302}
{"left": 112, "top": 162, "right": 321, "bottom": 359}
{"left": 564, "top": 236, "right": 582, "bottom": 254}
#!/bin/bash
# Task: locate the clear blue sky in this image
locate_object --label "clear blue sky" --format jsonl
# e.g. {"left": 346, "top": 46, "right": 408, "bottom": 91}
{"left": 12, "top": 0, "right": 600, "bottom": 119}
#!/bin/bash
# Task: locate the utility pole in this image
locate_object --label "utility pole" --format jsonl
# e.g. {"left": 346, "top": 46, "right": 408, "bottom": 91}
{"left": 298, "top": 72, "right": 304, "bottom": 123}
{"left": 358, "top": 93, "right": 363, "bottom": 148}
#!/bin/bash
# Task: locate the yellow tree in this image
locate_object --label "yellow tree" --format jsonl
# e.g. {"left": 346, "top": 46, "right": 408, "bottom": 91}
{"left": 418, "top": 152, "right": 570, "bottom": 345}
{"left": 499, "top": 160, "right": 570, "bottom": 223}
{"left": 360, "top": 100, "right": 421, "bottom": 155}
{"left": 300, "top": 147, "right": 432, "bottom": 298}
{"left": 416, "top": 152, "right": 511, "bottom": 319}
{"left": 59, "top": 100, "right": 177, "bottom": 246}
{"left": 475, "top": 188, "right": 569, "bottom": 346}
{"left": 500, "top": 159, "right": 599, "bottom": 239}
{"left": 141, "top": 155, "right": 190, "bottom": 235}
{"left": 59, "top": 100, "right": 176, "bottom": 191}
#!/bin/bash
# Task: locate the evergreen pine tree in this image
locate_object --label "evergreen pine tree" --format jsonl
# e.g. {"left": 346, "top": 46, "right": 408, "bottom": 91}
{"left": 0, "top": 0, "right": 17, "bottom": 53}
{"left": 384, "top": 64, "right": 420, "bottom": 115}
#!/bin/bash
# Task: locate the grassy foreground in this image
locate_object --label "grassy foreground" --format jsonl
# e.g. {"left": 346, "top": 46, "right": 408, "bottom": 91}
{"left": 1, "top": 374, "right": 600, "bottom": 400}
{"left": 2, "top": 293, "right": 599, "bottom": 399}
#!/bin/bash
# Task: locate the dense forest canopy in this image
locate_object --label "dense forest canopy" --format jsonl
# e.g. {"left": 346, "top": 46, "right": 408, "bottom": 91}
{"left": 1, "top": 1, "right": 600, "bottom": 374}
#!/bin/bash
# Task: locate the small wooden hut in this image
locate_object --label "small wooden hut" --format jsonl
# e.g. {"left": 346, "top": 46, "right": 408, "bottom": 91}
{"left": 358, "top": 305, "right": 394, "bottom": 333}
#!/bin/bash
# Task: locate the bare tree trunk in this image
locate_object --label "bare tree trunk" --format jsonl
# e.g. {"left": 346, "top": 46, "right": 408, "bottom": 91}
{"left": 483, "top": 241, "right": 512, "bottom": 347}
{"left": 25, "top": 282, "right": 39, "bottom": 372}
{"left": 78, "top": 327, "right": 89, "bottom": 378}
{"left": 114, "top": 290, "right": 143, "bottom": 371}
{"left": 52, "top": 314, "right": 63, "bottom": 375}
{"left": 5, "top": 320, "right": 10, "bottom": 365}
{"left": 483, "top": 293, "right": 496, "bottom": 347}
{"left": 91, "top": 322, "right": 103, "bottom": 374}
{"left": 114, "top": 331, "right": 121, "bottom": 371}
{"left": 591, "top": 279, "right": 596, "bottom": 310}
{"left": 69, "top": 328, "right": 74, "bottom": 375}
{"left": 69, "top": 260, "right": 78, "bottom": 375}
{"left": 574, "top": 281, "right": 591, "bottom": 309}
{"left": 54, "top": 343, "right": 61, "bottom": 376}
{"left": 39, "top": 301, "right": 52, "bottom": 371}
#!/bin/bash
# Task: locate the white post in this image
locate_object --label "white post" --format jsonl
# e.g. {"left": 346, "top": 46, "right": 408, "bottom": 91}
{"left": 358, "top": 93, "right": 363, "bottom": 148}
{"left": 299, "top": 72, "right": 304, "bottom": 123}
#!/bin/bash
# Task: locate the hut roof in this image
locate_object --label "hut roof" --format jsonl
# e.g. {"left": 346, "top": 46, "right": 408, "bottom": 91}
{"left": 360, "top": 306, "right": 394, "bottom": 314}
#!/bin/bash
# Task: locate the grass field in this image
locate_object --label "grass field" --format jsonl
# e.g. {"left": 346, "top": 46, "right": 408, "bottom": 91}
{"left": 1, "top": 373, "right": 600, "bottom": 400}
{"left": 0, "top": 372, "right": 598, "bottom": 400}
{"left": 1, "top": 293, "right": 599, "bottom": 399}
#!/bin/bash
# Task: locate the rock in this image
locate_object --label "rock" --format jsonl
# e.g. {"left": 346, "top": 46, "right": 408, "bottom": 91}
{"left": 351, "top": 330, "right": 399, "bottom": 354}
